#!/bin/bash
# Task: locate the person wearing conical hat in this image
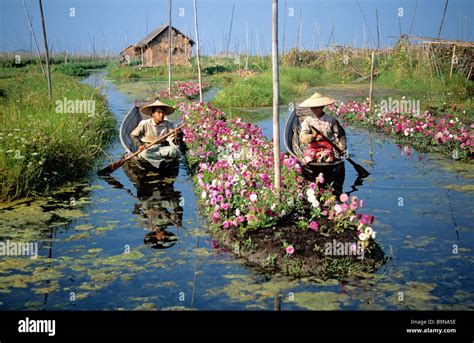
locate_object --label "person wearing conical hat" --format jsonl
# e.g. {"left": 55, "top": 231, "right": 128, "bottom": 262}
{"left": 130, "top": 99, "right": 178, "bottom": 168}
{"left": 299, "top": 92, "right": 348, "bottom": 164}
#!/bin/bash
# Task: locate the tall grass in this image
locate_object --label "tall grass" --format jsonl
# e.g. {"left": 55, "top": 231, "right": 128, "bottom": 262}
{"left": 211, "top": 67, "right": 323, "bottom": 108}
{"left": 107, "top": 62, "right": 197, "bottom": 81}
{"left": 0, "top": 70, "right": 115, "bottom": 200}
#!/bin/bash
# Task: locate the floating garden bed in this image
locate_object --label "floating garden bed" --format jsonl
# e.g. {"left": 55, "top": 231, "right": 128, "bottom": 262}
{"left": 173, "top": 85, "right": 386, "bottom": 278}
{"left": 328, "top": 101, "right": 474, "bottom": 161}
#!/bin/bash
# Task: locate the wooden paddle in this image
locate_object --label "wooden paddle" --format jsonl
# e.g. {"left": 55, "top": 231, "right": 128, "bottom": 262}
{"left": 98, "top": 124, "right": 185, "bottom": 175}
{"left": 309, "top": 125, "right": 370, "bottom": 177}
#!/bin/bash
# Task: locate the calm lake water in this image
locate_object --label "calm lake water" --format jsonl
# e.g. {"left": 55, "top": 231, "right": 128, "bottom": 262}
{"left": 0, "top": 72, "right": 472, "bottom": 310}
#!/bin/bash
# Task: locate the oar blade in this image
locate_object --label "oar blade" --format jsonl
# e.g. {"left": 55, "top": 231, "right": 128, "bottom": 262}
{"left": 347, "top": 158, "right": 370, "bottom": 177}
{"left": 97, "top": 160, "right": 124, "bottom": 176}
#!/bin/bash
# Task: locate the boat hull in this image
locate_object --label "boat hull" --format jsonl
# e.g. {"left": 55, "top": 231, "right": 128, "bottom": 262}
{"left": 120, "top": 102, "right": 179, "bottom": 176}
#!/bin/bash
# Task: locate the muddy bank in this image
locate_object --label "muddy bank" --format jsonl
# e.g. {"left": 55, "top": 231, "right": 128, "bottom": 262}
{"left": 208, "top": 220, "right": 386, "bottom": 279}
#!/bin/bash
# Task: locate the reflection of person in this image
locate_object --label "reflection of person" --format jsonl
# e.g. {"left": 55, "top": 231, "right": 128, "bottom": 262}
{"left": 130, "top": 99, "right": 179, "bottom": 168}
{"left": 144, "top": 227, "right": 178, "bottom": 249}
{"left": 299, "top": 93, "right": 348, "bottom": 164}
{"left": 132, "top": 179, "right": 183, "bottom": 250}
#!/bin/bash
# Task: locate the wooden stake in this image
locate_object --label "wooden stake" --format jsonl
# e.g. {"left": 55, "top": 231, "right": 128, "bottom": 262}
{"left": 38, "top": 0, "right": 52, "bottom": 99}
{"left": 369, "top": 51, "right": 375, "bottom": 111}
{"left": 272, "top": 0, "right": 281, "bottom": 194}
{"left": 449, "top": 44, "right": 456, "bottom": 78}
{"left": 22, "top": 0, "right": 45, "bottom": 77}
{"left": 168, "top": 0, "right": 172, "bottom": 97}
{"left": 193, "top": 0, "right": 203, "bottom": 103}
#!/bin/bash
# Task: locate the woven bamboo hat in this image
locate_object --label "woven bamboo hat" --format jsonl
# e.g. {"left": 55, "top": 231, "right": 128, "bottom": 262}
{"left": 140, "top": 99, "right": 175, "bottom": 116}
{"left": 299, "top": 92, "right": 337, "bottom": 108}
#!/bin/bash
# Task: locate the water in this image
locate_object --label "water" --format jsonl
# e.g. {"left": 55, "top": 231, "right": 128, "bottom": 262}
{"left": 0, "top": 72, "right": 472, "bottom": 310}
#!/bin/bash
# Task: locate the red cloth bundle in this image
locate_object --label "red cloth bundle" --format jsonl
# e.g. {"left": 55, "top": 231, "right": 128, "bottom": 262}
{"left": 303, "top": 141, "right": 335, "bottom": 164}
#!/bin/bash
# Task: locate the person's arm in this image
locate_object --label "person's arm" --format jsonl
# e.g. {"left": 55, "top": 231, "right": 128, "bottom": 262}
{"left": 299, "top": 118, "right": 316, "bottom": 144}
{"left": 333, "top": 119, "right": 347, "bottom": 152}
{"left": 130, "top": 121, "right": 145, "bottom": 150}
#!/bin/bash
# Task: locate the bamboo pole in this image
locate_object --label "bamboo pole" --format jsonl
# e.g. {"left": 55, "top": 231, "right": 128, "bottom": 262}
{"left": 193, "top": 0, "right": 203, "bottom": 103}
{"left": 369, "top": 51, "right": 375, "bottom": 111}
{"left": 449, "top": 44, "right": 456, "bottom": 78}
{"left": 168, "top": 0, "right": 172, "bottom": 97}
{"left": 437, "top": 0, "right": 449, "bottom": 39}
{"left": 225, "top": 3, "right": 235, "bottom": 55}
{"left": 272, "top": 0, "right": 281, "bottom": 194}
{"left": 375, "top": 9, "right": 380, "bottom": 50}
{"left": 295, "top": 9, "right": 301, "bottom": 66}
{"left": 22, "top": 0, "right": 45, "bottom": 77}
{"left": 38, "top": 0, "right": 52, "bottom": 99}
{"left": 245, "top": 17, "right": 249, "bottom": 70}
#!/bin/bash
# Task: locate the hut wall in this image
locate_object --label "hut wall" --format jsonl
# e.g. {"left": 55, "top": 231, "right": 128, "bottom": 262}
{"left": 144, "top": 28, "right": 193, "bottom": 67}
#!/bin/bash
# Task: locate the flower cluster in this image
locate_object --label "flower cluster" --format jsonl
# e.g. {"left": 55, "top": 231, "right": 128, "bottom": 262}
{"left": 328, "top": 101, "right": 474, "bottom": 160}
{"left": 159, "top": 81, "right": 210, "bottom": 100}
{"left": 178, "top": 100, "right": 377, "bottom": 255}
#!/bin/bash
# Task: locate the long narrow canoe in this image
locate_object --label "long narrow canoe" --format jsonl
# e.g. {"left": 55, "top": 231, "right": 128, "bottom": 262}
{"left": 119, "top": 101, "right": 179, "bottom": 174}
{"left": 283, "top": 104, "right": 345, "bottom": 179}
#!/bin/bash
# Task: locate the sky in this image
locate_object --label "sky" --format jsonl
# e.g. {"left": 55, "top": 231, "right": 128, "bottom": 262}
{"left": 0, "top": 0, "right": 472, "bottom": 56}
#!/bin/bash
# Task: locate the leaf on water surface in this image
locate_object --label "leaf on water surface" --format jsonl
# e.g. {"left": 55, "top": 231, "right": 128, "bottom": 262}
{"left": 87, "top": 248, "right": 103, "bottom": 254}
{"left": 82, "top": 185, "right": 105, "bottom": 191}
{"left": 192, "top": 248, "right": 211, "bottom": 257}
{"left": 51, "top": 208, "right": 88, "bottom": 219}
{"left": 291, "top": 291, "right": 349, "bottom": 311}
{"left": 74, "top": 224, "right": 94, "bottom": 231}
{"left": 443, "top": 184, "right": 474, "bottom": 193}
{"left": 63, "top": 232, "right": 90, "bottom": 242}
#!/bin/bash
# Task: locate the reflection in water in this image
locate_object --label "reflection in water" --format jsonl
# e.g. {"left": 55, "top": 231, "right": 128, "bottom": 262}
{"left": 102, "top": 162, "right": 184, "bottom": 250}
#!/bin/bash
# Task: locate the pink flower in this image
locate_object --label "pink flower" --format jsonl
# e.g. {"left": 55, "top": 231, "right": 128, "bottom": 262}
{"left": 339, "top": 193, "right": 349, "bottom": 203}
{"left": 249, "top": 193, "right": 258, "bottom": 202}
{"left": 359, "top": 200, "right": 364, "bottom": 208}
{"left": 317, "top": 173, "right": 325, "bottom": 184}
{"left": 309, "top": 221, "right": 319, "bottom": 231}
{"left": 286, "top": 245, "right": 295, "bottom": 255}
{"left": 210, "top": 197, "right": 217, "bottom": 206}
{"left": 350, "top": 202, "right": 358, "bottom": 211}
{"left": 334, "top": 204, "right": 343, "bottom": 214}
{"left": 221, "top": 203, "right": 230, "bottom": 211}
{"left": 309, "top": 182, "right": 317, "bottom": 190}
{"left": 223, "top": 221, "right": 230, "bottom": 229}
{"left": 212, "top": 212, "right": 220, "bottom": 224}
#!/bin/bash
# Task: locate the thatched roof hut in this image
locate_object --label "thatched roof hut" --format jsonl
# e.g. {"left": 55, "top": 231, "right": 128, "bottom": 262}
{"left": 119, "top": 25, "right": 195, "bottom": 67}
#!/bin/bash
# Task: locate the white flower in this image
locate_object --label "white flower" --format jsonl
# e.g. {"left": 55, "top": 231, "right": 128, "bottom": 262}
{"left": 364, "top": 227, "right": 373, "bottom": 237}
{"left": 358, "top": 233, "right": 368, "bottom": 241}
{"left": 201, "top": 191, "right": 207, "bottom": 199}
{"left": 235, "top": 209, "right": 241, "bottom": 216}
{"left": 371, "top": 231, "right": 377, "bottom": 239}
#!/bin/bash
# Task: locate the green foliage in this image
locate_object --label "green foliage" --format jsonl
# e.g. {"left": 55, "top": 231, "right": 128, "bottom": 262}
{"left": 211, "top": 67, "right": 322, "bottom": 108}
{"left": 0, "top": 71, "right": 115, "bottom": 200}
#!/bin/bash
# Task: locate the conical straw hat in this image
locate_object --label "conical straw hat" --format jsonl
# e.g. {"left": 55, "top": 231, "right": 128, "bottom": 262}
{"left": 299, "top": 92, "right": 337, "bottom": 108}
{"left": 140, "top": 99, "right": 176, "bottom": 116}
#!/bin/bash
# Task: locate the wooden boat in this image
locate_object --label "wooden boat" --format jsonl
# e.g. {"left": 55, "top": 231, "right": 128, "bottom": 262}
{"left": 284, "top": 105, "right": 345, "bottom": 189}
{"left": 120, "top": 101, "right": 179, "bottom": 176}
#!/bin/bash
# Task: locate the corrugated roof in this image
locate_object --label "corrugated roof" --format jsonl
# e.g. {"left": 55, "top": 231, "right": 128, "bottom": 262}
{"left": 135, "top": 24, "right": 195, "bottom": 48}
